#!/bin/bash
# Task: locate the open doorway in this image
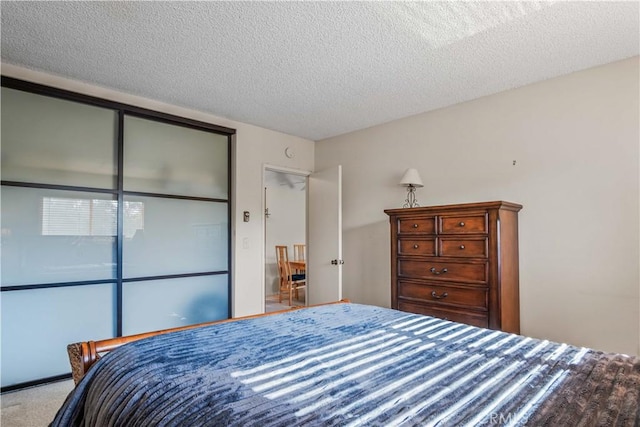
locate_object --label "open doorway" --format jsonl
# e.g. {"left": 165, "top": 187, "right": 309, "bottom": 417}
{"left": 264, "top": 169, "right": 307, "bottom": 312}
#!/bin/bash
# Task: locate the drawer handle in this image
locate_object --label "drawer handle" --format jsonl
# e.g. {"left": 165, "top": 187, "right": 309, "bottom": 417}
{"left": 459, "top": 222, "right": 465, "bottom": 227}
{"left": 413, "top": 244, "right": 419, "bottom": 249}
{"left": 459, "top": 245, "right": 465, "bottom": 250}
{"left": 431, "top": 291, "right": 448, "bottom": 300}
{"left": 430, "top": 267, "right": 448, "bottom": 275}
{"left": 413, "top": 224, "right": 419, "bottom": 228}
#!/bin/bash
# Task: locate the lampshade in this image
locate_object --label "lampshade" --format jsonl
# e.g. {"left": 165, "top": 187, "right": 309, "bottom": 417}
{"left": 399, "top": 168, "right": 424, "bottom": 187}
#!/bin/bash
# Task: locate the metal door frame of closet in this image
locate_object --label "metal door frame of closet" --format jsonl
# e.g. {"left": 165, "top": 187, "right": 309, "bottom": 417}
{"left": 0, "top": 76, "right": 235, "bottom": 391}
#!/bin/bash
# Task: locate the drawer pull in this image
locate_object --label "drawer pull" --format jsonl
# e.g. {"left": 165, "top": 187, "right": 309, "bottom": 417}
{"left": 459, "top": 222, "right": 465, "bottom": 227}
{"left": 430, "top": 267, "right": 448, "bottom": 275}
{"left": 413, "top": 244, "right": 419, "bottom": 249}
{"left": 459, "top": 245, "right": 465, "bottom": 250}
{"left": 413, "top": 224, "right": 419, "bottom": 228}
{"left": 431, "top": 291, "right": 449, "bottom": 300}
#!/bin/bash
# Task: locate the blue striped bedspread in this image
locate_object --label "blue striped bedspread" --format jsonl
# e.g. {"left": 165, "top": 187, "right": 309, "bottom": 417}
{"left": 51, "top": 303, "right": 640, "bottom": 426}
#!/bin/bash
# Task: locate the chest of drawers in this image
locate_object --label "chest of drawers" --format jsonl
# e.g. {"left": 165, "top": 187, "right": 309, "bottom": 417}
{"left": 385, "top": 201, "right": 522, "bottom": 333}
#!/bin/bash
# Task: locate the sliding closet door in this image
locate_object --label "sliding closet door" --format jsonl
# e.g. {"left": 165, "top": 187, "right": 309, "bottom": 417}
{"left": 121, "top": 116, "right": 230, "bottom": 335}
{"left": 0, "top": 79, "right": 233, "bottom": 389}
{"left": 1, "top": 87, "right": 118, "bottom": 387}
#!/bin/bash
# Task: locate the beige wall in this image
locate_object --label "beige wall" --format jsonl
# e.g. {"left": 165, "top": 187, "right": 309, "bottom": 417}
{"left": 1, "top": 63, "right": 315, "bottom": 319}
{"left": 5, "top": 57, "right": 638, "bottom": 355}
{"left": 315, "top": 57, "right": 640, "bottom": 355}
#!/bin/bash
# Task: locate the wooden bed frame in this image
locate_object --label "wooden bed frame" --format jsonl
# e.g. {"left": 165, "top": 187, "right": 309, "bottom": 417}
{"left": 67, "top": 300, "right": 350, "bottom": 385}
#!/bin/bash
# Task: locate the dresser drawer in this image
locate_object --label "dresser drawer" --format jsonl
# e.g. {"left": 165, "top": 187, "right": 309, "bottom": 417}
{"left": 398, "top": 259, "right": 488, "bottom": 284}
{"left": 398, "top": 301, "right": 488, "bottom": 328}
{"left": 398, "top": 217, "right": 436, "bottom": 234}
{"left": 439, "top": 237, "right": 488, "bottom": 258}
{"left": 398, "top": 238, "right": 436, "bottom": 256}
{"left": 439, "top": 213, "right": 487, "bottom": 234}
{"left": 398, "top": 281, "right": 487, "bottom": 310}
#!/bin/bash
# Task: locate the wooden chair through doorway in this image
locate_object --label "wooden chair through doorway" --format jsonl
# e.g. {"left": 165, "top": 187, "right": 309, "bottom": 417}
{"left": 275, "top": 245, "right": 306, "bottom": 306}
{"left": 293, "top": 244, "right": 306, "bottom": 274}
{"left": 293, "top": 244, "right": 305, "bottom": 262}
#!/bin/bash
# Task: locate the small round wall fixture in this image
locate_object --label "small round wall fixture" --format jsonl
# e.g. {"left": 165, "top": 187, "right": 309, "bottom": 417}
{"left": 285, "top": 147, "right": 295, "bottom": 158}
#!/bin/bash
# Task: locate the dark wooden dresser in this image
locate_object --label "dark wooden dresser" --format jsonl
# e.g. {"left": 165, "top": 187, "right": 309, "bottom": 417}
{"left": 385, "top": 201, "right": 522, "bottom": 333}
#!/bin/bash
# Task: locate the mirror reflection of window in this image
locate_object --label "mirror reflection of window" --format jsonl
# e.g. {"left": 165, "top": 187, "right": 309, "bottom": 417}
{"left": 41, "top": 197, "right": 144, "bottom": 238}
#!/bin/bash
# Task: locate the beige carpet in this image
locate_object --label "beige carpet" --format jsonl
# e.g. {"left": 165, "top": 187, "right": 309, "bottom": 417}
{"left": 1, "top": 379, "right": 73, "bottom": 427}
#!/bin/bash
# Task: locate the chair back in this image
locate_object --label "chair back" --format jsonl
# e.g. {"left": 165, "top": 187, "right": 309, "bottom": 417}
{"left": 293, "top": 244, "right": 306, "bottom": 261}
{"left": 275, "top": 245, "right": 289, "bottom": 264}
{"left": 275, "top": 245, "right": 306, "bottom": 306}
{"left": 275, "top": 245, "right": 291, "bottom": 283}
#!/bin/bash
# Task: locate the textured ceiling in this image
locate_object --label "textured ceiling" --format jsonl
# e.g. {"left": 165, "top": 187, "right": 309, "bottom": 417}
{"left": 1, "top": 2, "right": 638, "bottom": 141}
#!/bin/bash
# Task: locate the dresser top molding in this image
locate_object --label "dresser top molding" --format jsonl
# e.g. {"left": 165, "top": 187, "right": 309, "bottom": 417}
{"left": 384, "top": 201, "right": 523, "bottom": 216}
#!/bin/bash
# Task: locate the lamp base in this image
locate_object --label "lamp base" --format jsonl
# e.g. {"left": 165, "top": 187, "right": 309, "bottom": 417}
{"left": 403, "top": 185, "right": 419, "bottom": 208}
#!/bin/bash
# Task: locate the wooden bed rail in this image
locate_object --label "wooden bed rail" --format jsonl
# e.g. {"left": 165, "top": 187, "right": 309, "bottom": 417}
{"left": 67, "top": 299, "right": 350, "bottom": 385}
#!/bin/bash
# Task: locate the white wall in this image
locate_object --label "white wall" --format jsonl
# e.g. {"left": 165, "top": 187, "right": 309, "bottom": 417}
{"left": 315, "top": 57, "right": 640, "bottom": 355}
{"left": 2, "top": 63, "right": 315, "bottom": 318}
{"left": 264, "top": 172, "right": 306, "bottom": 296}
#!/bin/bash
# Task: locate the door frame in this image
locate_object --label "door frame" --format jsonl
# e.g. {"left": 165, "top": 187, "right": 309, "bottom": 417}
{"left": 261, "top": 164, "right": 311, "bottom": 313}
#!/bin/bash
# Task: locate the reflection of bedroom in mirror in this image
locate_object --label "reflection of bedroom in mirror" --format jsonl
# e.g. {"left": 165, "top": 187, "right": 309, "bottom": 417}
{"left": 264, "top": 170, "right": 307, "bottom": 312}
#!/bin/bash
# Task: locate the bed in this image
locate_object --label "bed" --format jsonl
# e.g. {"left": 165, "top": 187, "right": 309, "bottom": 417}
{"left": 52, "top": 302, "right": 640, "bottom": 426}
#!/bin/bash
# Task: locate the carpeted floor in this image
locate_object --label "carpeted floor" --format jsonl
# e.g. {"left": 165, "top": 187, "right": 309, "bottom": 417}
{"left": 1, "top": 379, "right": 73, "bottom": 427}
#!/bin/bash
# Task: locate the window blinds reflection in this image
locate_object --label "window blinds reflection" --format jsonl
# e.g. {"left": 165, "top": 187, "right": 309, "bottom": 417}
{"left": 41, "top": 197, "right": 144, "bottom": 238}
